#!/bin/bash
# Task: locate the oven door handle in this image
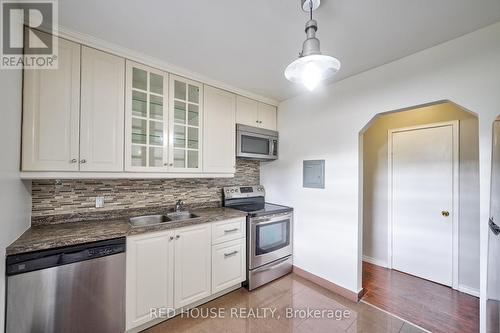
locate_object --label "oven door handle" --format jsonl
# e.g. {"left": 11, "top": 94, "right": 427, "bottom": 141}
{"left": 253, "top": 257, "right": 291, "bottom": 273}
{"left": 252, "top": 214, "right": 292, "bottom": 225}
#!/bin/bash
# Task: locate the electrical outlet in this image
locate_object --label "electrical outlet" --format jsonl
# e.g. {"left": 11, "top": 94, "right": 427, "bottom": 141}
{"left": 95, "top": 197, "right": 105, "bottom": 208}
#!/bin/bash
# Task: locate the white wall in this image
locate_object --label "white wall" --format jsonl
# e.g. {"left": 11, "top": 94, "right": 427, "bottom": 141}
{"left": 361, "top": 103, "right": 480, "bottom": 293}
{"left": 0, "top": 69, "right": 32, "bottom": 329}
{"left": 261, "top": 22, "right": 500, "bottom": 332}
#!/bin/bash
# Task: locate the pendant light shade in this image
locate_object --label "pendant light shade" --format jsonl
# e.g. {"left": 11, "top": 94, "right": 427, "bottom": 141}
{"left": 285, "top": 54, "right": 340, "bottom": 91}
{"left": 285, "top": 0, "right": 341, "bottom": 91}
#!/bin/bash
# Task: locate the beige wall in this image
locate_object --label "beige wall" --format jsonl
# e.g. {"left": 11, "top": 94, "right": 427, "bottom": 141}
{"left": 362, "top": 102, "right": 480, "bottom": 292}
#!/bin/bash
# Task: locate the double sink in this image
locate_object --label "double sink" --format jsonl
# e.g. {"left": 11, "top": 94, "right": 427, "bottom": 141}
{"left": 129, "top": 212, "right": 199, "bottom": 228}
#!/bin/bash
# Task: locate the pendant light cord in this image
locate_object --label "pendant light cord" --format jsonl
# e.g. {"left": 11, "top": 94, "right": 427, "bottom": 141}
{"left": 309, "top": 0, "right": 313, "bottom": 20}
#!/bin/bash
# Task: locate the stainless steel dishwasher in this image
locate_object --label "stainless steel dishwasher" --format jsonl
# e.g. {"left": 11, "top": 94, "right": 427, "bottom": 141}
{"left": 5, "top": 237, "right": 126, "bottom": 333}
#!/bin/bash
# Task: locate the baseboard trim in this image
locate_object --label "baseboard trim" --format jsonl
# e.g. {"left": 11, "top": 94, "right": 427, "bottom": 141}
{"left": 293, "top": 265, "right": 362, "bottom": 302}
{"left": 362, "top": 255, "right": 388, "bottom": 268}
{"left": 458, "top": 284, "right": 480, "bottom": 298}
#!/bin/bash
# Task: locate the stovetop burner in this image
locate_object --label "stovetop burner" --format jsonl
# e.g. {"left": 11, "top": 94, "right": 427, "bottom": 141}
{"left": 223, "top": 185, "right": 293, "bottom": 217}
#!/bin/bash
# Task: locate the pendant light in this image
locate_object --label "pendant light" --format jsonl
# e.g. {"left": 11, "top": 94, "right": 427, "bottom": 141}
{"left": 285, "top": 0, "right": 341, "bottom": 91}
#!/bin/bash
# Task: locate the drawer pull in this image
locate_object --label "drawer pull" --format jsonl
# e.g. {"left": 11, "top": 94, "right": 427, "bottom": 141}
{"left": 224, "top": 228, "right": 239, "bottom": 233}
{"left": 224, "top": 251, "right": 238, "bottom": 258}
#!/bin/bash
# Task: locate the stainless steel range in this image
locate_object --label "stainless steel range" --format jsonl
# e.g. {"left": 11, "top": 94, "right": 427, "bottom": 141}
{"left": 223, "top": 185, "right": 293, "bottom": 290}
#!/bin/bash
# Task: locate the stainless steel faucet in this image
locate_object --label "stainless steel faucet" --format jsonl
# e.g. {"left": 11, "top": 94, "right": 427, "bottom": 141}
{"left": 175, "top": 200, "right": 184, "bottom": 212}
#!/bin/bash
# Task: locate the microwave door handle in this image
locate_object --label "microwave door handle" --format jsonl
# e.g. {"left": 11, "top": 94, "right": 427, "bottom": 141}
{"left": 269, "top": 139, "right": 274, "bottom": 157}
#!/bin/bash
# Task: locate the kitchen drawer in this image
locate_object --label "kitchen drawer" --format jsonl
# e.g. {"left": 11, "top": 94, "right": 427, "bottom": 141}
{"left": 212, "top": 239, "right": 246, "bottom": 293}
{"left": 211, "top": 217, "right": 245, "bottom": 245}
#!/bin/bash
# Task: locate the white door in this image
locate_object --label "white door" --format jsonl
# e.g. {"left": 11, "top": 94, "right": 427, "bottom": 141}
{"left": 258, "top": 103, "right": 277, "bottom": 131}
{"left": 236, "top": 96, "right": 259, "bottom": 127}
{"left": 126, "top": 231, "right": 174, "bottom": 330}
{"left": 22, "top": 35, "right": 81, "bottom": 171}
{"left": 203, "top": 85, "right": 236, "bottom": 173}
{"left": 174, "top": 224, "right": 211, "bottom": 308}
{"left": 391, "top": 123, "right": 457, "bottom": 286}
{"left": 80, "top": 47, "right": 125, "bottom": 172}
{"left": 487, "top": 121, "right": 500, "bottom": 332}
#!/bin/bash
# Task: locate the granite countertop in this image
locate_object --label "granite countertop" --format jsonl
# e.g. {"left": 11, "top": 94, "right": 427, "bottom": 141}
{"left": 6, "top": 207, "right": 247, "bottom": 256}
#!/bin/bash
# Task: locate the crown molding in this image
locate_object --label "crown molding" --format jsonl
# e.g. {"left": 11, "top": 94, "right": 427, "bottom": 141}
{"left": 52, "top": 25, "right": 279, "bottom": 106}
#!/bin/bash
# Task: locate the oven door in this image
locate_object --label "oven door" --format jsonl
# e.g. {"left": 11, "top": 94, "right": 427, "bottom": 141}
{"left": 249, "top": 212, "right": 293, "bottom": 269}
{"left": 237, "top": 130, "right": 278, "bottom": 160}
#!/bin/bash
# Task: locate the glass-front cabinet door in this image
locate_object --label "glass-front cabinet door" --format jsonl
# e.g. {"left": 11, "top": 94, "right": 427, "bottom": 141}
{"left": 168, "top": 75, "right": 203, "bottom": 172}
{"left": 125, "top": 61, "right": 169, "bottom": 171}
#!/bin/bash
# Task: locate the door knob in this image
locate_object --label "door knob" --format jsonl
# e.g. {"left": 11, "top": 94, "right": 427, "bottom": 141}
{"left": 441, "top": 211, "right": 450, "bottom": 217}
{"left": 80, "top": 159, "right": 87, "bottom": 164}
{"left": 70, "top": 159, "right": 77, "bottom": 163}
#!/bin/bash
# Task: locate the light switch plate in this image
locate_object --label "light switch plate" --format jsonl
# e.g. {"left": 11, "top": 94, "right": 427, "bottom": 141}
{"left": 303, "top": 160, "right": 325, "bottom": 189}
{"left": 95, "top": 197, "right": 105, "bottom": 208}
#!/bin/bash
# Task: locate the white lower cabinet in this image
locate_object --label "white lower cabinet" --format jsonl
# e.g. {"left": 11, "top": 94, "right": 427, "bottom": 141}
{"left": 212, "top": 238, "right": 246, "bottom": 294}
{"left": 126, "top": 219, "right": 246, "bottom": 331}
{"left": 174, "top": 224, "right": 212, "bottom": 308}
{"left": 126, "top": 230, "right": 174, "bottom": 330}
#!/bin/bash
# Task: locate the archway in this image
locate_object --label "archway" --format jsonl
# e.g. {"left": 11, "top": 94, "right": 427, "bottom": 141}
{"left": 358, "top": 100, "right": 480, "bottom": 332}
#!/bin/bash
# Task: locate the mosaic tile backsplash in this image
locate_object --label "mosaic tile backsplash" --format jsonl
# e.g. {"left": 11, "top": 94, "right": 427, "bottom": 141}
{"left": 31, "top": 159, "right": 260, "bottom": 219}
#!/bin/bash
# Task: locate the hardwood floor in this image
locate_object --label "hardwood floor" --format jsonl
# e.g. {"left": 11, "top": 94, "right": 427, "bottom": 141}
{"left": 362, "top": 261, "right": 479, "bottom": 333}
{"left": 143, "top": 272, "right": 426, "bottom": 333}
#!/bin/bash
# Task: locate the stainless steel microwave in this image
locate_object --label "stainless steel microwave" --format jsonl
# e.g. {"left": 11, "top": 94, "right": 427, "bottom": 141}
{"left": 236, "top": 124, "right": 278, "bottom": 161}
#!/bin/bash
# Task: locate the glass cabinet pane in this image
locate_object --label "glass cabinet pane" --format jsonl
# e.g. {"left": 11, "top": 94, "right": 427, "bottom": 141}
{"left": 132, "top": 91, "right": 147, "bottom": 118}
{"left": 188, "top": 104, "right": 199, "bottom": 126}
{"left": 174, "top": 125, "right": 185, "bottom": 148}
{"left": 132, "top": 118, "right": 147, "bottom": 144}
{"left": 174, "top": 101, "right": 186, "bottom": 124}
{"left": 187, "top": 150, "right": 198, "bottom": 168}
{"left": 188, "top": 84, "right": 199, "bottom": 103}
{"left": 150, "top": 73, "right": 163, "bottom": 95}
{"left": 149, "top": 121, "right": 163, "bottom": 146}
{"left": 174, "top": 149, "right": 185, "bottom": 168}
{"left": 150, "top": 95, "right": 163, "bottom": 120}
{"left": 131, "top": 145, "right": 147, "bottom": 166}
{"left": 149, "top": 147, "right": 163, "bottom": 167}
{"left": 174, "top": 80, "right": 186, "bottom": 100}
{"left": 188, "top": 127, "right": 198, "bottom": 149}
{"left": 132, "top": 68, "right": 147, "bottom": 90}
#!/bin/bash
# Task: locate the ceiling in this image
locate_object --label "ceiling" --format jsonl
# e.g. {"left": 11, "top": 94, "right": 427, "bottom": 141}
{"left": 58, "top": 0, "right": 500, "bottom": 101}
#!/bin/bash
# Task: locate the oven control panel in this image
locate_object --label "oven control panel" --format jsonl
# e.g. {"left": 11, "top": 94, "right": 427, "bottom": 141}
{"left": 223, "top": 185, "right": 265, "bottom": 199}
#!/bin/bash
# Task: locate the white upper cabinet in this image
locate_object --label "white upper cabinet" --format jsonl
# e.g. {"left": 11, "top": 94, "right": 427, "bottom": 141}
{"left": 203, "top": 86, "right": 236, "bottom": 174}
{"left": 236, "top": 96, "right": 259, "bottom": 127}
{"left": 22, "top": 35, "right": 81, "bottom": 171}
{"left": 258, "top": 102, "right": 277, "bottom": 131}
{"left": 125, "top": 61, "right": 169, "bottom": 172}
{"left": 236, "top": 96, "right": 277, "bottom": 131}
{"left": 80, "top": 47, "right": 125, "bottom": 172}
{"left": 169, "top": 75, "right": 203, "bottom": 172}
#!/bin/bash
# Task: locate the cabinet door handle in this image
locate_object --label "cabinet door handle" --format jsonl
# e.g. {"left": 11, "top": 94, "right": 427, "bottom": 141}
{"left": 169, "top": 236, "right": 174, "bottom": 241}
{"left": 80, "top": 159, "right": 87, "bottom": 164}
{"left": 70, "top": 159, "right": 77, "bottom": 163}
{"left": 490, "top": 217, "right": 500, "bottom": 236}
{"left": 224, "top": 250, "right": 238, "bottom": 258}
{"left": 175, "top": 235, "right": 180, "bottom": 239}
{"left": 224, "top": 228, "right": 239, "bottom": 233}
